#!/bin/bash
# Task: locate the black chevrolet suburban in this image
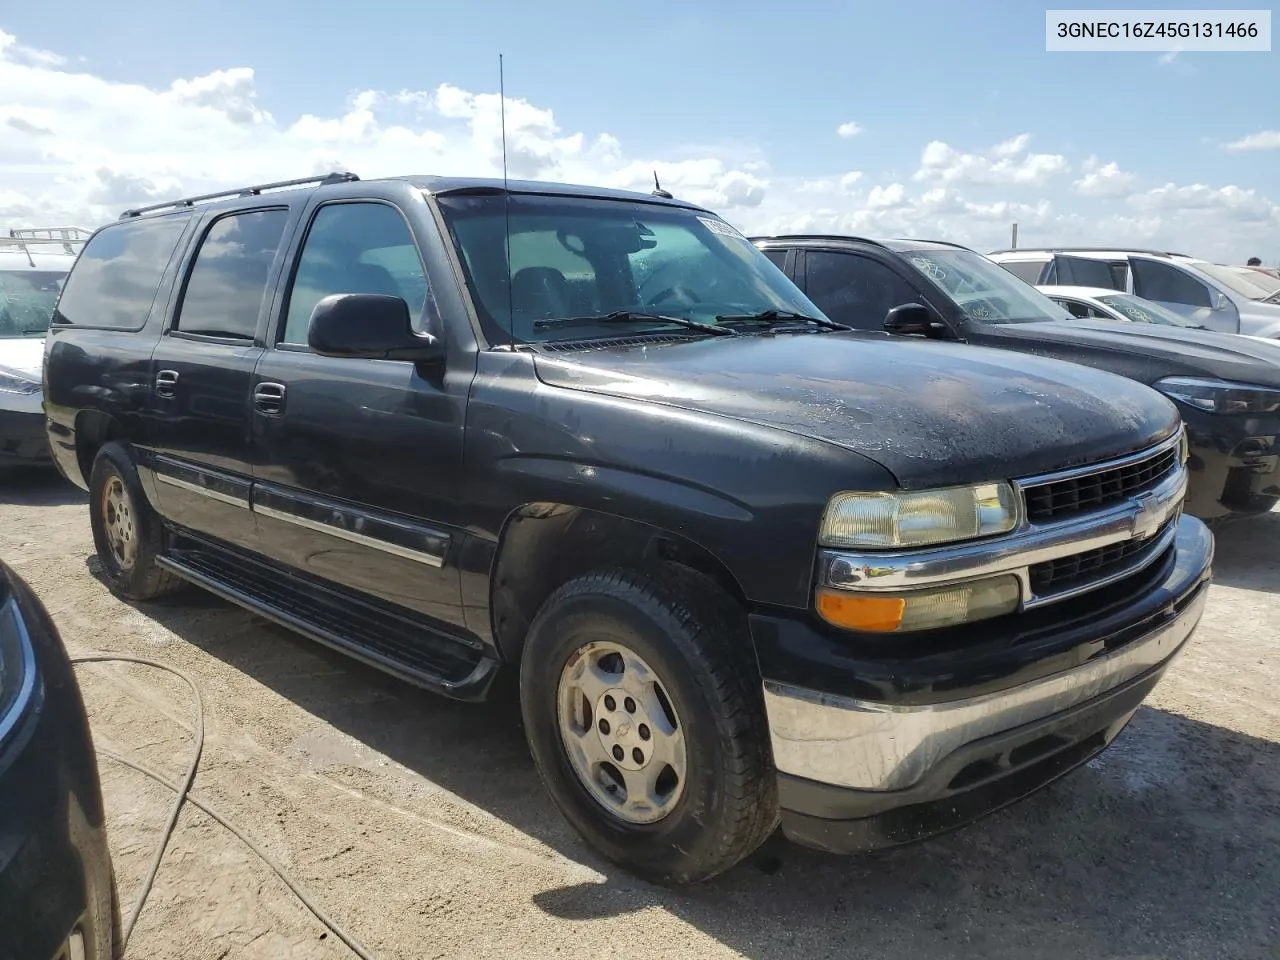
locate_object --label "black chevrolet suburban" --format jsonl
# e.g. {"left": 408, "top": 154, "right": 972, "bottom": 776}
{"left": 44, "top": 173, "right": 1213, "bottom": 884}
{"left": 753, "top": 234, "right": 1280, "bottom": 522}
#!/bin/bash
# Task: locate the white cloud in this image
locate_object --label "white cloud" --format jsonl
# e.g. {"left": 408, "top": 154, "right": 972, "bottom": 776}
{"left": 867, "top": 183, "right": 906, "bottom": 208}
{"left": 838, "top": 171, "right": 863, "bottom": 193}
{"left": 914, "top": 134, "right": 1069, "bottom": 186}
{"left": 836, "top": 121, "right": 864, "bottom": 139}
{"left": 1073, "top": 159, "right": 1136, "bottom": 197}
{"left": 1225, "top": 129, "right": 1280, "bottom": 151}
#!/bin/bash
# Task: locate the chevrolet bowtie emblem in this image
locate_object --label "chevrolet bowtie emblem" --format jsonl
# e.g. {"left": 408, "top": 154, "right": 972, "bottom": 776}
{"left": 1131, "top": 491, "right": 1164, "bottom": 541}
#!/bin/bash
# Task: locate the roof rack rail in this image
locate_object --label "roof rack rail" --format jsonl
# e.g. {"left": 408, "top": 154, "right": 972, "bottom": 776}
{"left": 987, "top": 246, "right": 1191, "bottom": 258}
{"left": 0, "top": 226, "right": 93, "bottom": 266}
{"left": 119, "top": 171, "right": 360, "bottom": 219}
{"left": 748, "top": 233, "right": 889, "bottom": 248}
{"left": 8, "top": 226, "right": 94, "bottom": 241}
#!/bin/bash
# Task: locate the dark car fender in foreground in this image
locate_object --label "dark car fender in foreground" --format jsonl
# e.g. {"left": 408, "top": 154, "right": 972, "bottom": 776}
{"left": 0, "top": 562, "right": 118, "bottom": 960}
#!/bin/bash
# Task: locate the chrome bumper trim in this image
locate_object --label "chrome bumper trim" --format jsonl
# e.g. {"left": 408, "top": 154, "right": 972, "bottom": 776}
{"left": 822, "top": 461, "right": 1187, "bottom": 607}
{"left": 763, "top": 580, "right": 1207, "bottom": 792}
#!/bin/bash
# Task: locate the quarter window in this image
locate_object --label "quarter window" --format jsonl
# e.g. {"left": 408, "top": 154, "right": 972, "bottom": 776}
{"left": 176, "top": 210, "right": 288, "bottom": 339}
{"left": 54, "top": 215, "right": 190, "bottom": 330}
{"left": 804, "top": 251, "right": 917, "bottom": 330}
{"left": 282, "top": 203, "right": 429, "bottom": 345}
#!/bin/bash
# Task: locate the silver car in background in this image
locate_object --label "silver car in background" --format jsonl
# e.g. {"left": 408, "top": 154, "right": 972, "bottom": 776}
{"left": 989, "top": 247, "right": 1280, "bottom": 339}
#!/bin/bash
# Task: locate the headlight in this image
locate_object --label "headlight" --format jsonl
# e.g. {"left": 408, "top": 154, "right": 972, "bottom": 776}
{"left": 816, "top": 574, "right": 1021, "bottom": 633}
{"left": 0, "top": 596, "right": 38, "bottom": 748}
{"left": 1155, "top": 377, "right": 1280, "bottom": 415}
{"left": 0, "top": 366, "right": 41, "bottom": 396}
{"left": 819, "top": 482, "right": 1019, "bottom": 549}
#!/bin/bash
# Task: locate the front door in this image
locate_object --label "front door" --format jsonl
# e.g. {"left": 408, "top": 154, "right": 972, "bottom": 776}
{"left": 249, "top": 199, "right": 470, "bottom": 630}
{"left": 147, "top": 207, "right": 291, "bottom": 551}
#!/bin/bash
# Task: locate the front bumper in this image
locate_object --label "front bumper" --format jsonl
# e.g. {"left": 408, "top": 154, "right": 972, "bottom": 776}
{"left": 0, "top": 404, "right": 51, "bottom": 467}
{"left": 1181, "top": 407, "right": 1280, "bottom": 519}
{"left": 758, "top": 514, "right": 1213, "bottom": 853}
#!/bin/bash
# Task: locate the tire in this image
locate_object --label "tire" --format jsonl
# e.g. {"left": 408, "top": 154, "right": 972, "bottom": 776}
{"left": 520, "top": 566, "right": 778, "bottom": 885}
{"left": 88, "top": 442, "right": 182, "bottom": 601}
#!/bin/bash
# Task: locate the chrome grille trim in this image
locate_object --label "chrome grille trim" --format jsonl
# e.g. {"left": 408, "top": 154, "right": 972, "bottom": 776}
{"left": 1016, "top": 430, "right": 1184, "bottom": 524}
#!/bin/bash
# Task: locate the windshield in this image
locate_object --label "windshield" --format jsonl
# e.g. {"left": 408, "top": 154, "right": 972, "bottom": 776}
{"left": 1095, "top": 293, "right": 1205, "bottom": 328}
{"left": 436, "top": 193, "right": 825, "bottom": 343}
{"left": 0, "top": 269, "right": 66, "bottom": 338}
{"left": 1189, "top": 261, "right": 1277, "bottom": 300}
{"left": 901, "top": 249, "right": 1072, "bottom": 324}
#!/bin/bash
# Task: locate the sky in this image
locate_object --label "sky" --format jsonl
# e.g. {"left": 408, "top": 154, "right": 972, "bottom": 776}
{"left": 1, "top": 0, "right": 1277, "bottom": 261}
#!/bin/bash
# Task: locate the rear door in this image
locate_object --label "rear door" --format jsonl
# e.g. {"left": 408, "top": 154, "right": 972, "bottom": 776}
{"left": 248, "top": 196, "right": 470, "bottom": 630}
{"left": 1130, "top": 257, "right": 1234, "bottom": 332}
{"left": 147, "top": 207, "right": 293, "bottom": 551}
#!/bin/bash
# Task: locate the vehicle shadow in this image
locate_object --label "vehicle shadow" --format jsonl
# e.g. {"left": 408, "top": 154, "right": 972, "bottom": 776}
{"left": 0, "top": 467, "right": 85, "bottom": 506}
{"left": 124, "top": 593, "right": 1280, "bottom": 960}
{"left": 1207, "top": 508, "right": 1280, "bottom": 593}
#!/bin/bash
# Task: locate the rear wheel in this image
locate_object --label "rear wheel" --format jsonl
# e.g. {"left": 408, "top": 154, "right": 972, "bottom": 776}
{"left": 88, "top": 443, "right": 181, "bottom": 601}
{"left": 520, "top": 567, "right": 778, "bottom": 885}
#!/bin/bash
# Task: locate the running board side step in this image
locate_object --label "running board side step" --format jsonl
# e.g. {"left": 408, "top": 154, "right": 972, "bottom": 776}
{"left": 156, "top": 545, "right": 500, "bottom": 701}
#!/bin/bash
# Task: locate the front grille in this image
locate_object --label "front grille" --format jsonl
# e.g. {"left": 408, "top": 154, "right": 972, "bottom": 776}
{"left": 1021, "top": 441, "right": 1180, "bottom": 524}
{"left": 1029, "top": 517, "right": 1176, "bottom": 595}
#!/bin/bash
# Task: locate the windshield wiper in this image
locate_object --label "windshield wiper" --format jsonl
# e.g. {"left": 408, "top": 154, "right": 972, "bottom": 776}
{"left": 532, "top": 311, "right": 737, "bottom": 337}
{"left": 715, "top": 309, "right": 852, "bottom": 332}
{"left": 22, "top": 328, "right": 48, "bottom": 336}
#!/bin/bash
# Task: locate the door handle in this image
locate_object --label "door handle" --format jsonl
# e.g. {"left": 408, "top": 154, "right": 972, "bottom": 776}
{"left": 155, "top": 369, "right": 179, "bottom": 398}
{"left": 253, "top": 382, "right": 286, "bottom": 416}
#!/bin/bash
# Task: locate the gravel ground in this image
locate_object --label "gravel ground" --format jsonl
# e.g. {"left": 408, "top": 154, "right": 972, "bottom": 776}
{"left": 2, "top": 470, "right": 1278, "bottom": 960}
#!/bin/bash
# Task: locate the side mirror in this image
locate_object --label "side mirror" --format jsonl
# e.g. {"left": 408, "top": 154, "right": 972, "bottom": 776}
{"left": 884, "top": 303, "right": 942, "bottom": 338}
{"left": 1212, "top": 290, "right": 1231, "bottom": 312}
{"left": 308, "top": 293, "right": 444, "bottom": 363}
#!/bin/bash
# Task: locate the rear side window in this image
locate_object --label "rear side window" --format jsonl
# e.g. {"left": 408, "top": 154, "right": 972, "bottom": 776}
{"left": 998, "top": 259, "right": 1046, "bottom": 285}
{"left": 1053, "top": 256, "right": 1122, "bottom": 289}
{"left": 54, "top": 215, "right": 189, "bottom": 330}
{"left": 176, "top": 210, "right": 289, "bottom": 339}
{"left": 1132, "top": 259, "right": 1211, "bottom": 308}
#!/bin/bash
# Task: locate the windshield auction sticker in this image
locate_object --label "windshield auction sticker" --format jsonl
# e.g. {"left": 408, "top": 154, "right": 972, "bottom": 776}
{"left": 697, "top": 217, "right": 748, "bottom": 240}
{"left": 1046, "top": 9, "right": 1271, "bottom": 50}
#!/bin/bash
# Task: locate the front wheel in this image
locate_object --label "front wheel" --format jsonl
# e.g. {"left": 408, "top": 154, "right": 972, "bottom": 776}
{"left": 520, "top": 567, "right": 778, "bottom": 885}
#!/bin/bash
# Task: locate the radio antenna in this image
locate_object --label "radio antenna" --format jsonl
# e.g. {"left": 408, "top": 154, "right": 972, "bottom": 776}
{"left": 500, "top": 53, "right": 514, "bottom": 345}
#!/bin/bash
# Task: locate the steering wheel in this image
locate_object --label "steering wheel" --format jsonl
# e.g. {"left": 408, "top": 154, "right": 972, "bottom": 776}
{"left": 645, "top": 283, "right": 704, "bottom": 308}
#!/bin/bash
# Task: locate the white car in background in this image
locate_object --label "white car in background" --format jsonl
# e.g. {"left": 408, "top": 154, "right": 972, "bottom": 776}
{"left": 1036, "top": 285, "right": 1211, "bottom": 330}
{"left": 988, "top": 247, "right": 1280, "bottom": 338}
{"left": 0, "top": 227, "right": 90, "bottom": 470}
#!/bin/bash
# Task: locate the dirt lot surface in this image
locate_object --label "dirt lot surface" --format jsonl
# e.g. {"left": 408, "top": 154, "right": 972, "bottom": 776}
{"left": 2, "top": 471, "right": 1278, "bottom": 960}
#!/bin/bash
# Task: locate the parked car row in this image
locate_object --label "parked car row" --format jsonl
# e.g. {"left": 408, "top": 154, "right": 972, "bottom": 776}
{"left": 987, "top": 247, "right": 1280, "bottom": 338}
{"left": 753, "top": 234, "right": 1280, "bottom": 521}
{"left": 35, "top": 171, "right": 1219, "bottom": 887}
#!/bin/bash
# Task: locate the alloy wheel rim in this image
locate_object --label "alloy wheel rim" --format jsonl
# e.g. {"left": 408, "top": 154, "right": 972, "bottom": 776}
{"left": 101, "top": 476, "right": 138, "bottom": 570}
{"left": 556, "top": 639, "right": 687, "bottom": 825}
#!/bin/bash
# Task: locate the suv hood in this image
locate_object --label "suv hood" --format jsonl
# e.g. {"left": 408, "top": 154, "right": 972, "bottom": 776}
{"left": 532, "top": 332, "right": 1178, "bottom": 489}
{"left": 994, "top": 319, "right": 1280, "bottom": 388}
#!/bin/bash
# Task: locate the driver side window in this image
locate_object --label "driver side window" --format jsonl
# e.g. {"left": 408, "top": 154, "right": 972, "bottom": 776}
{"left": 804, "top": 251, "right": 917, "bottom": 330}
{"left": 282, "top": 202, "right": 429, "bottom": 346}
{"left": 1132, "top": 260, "right": 1211, "bottom": 308}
